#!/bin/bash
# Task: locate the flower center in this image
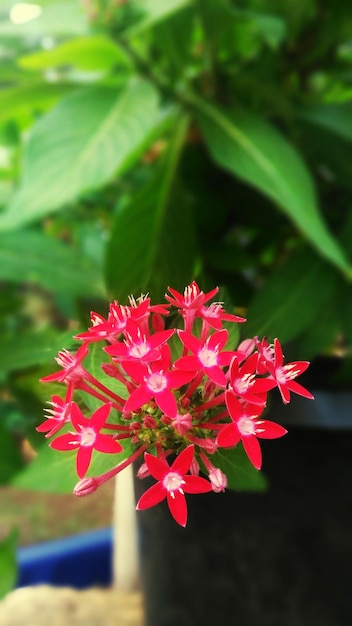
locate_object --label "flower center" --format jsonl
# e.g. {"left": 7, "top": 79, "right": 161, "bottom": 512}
{"left": 233, "top": 373, "right": 255, "bottom": 394}
{"left": 198, "top": 346, "right": 218, "bottom": 368}
{"left": 56, "top": 349, "right": 75, "bottom": 369}
{"left": 129, "top": 341, "right": 150, "bottom": 359}
{"left": 276, "top": 364, "right": 299, "bottom": 384}
{"left": 237, "top": 416, "right": 256, "bottom": 436}
{"left": 79, "top": 427, "right": 96, "bottom": 447}
{"left": 163, "top": 471, "right": 185, "bottom": 494}
{"left": 147, "top": 372, "right": 167, "bottom": 393}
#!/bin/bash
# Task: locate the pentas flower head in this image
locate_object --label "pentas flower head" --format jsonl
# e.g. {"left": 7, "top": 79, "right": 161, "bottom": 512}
{"left": 38, "top": 282, "right": 314, "bottom": 527}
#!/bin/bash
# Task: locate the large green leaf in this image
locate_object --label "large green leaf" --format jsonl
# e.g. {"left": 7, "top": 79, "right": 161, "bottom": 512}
{"left": 124, "top": 0, "right": 191, "bottom": 38}
{"left": 0, "top": 83, "right": 73, "bottom": 127}
{"left": 0, "top": 230, "right": 105, "bottom": 296}
{"left": 105, "top": 115, "right": 198, "bottom": 301}
{"left": 212, "top": 445, "right": 267, "bottom": 491}
{"left": 12, "top": 436, "right": 133, "bottom": 494}
{"left": 0, "top": 529, "right": 18, "bottom": 599}
{"left": 0, "top": 329, "right": 76, "bottom": 374}
{"left": 194, "top": 97, "right": 352, "bottom": 277}
{"left": 0, "top": 81, "right": 164, "bottom": 229}
{"left": 245, "top": 247, "right": 338, "bottom": 342}
{"left": 19, "top": 35, "right": 131, "bottom": 72}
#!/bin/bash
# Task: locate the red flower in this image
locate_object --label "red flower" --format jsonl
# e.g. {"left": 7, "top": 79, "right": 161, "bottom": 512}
{"left": 197, "top": 302, "right": 246, "bottom": 329}
{"left": 105, "top": 320, "right": 174, "bottom": 363}
{"left": 228, "top": 353, "right": 276, "bottom": 405}
{"left": 175, "top": 329, "right": 236, "bottom": 387}
{"left": 50, "top": 402, "right": 122, "bottom": 478}
{"left": 266, "top": 339, "right": 314, "bottom": 404}
{"left": 40, "top": 343, "right": 89, "bottom": 385}
{"left": 217, "top": 392, "right": 287, "bottom": 469}
{"left": 123, "top": 346, "right": 194, "bottom": 418}
{"left": 165, "top": 282, "right": 219, "bottom": 332}
{"left": 36, "top": 394, "right": 71, "bottom": 438}
{"left": 136, "top": 445, "right": 212, "bottom": 526}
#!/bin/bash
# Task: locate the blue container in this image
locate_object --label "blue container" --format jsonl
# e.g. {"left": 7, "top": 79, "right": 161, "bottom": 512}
{"left": 17, "top": 528, "right": 113, "bottom": 589}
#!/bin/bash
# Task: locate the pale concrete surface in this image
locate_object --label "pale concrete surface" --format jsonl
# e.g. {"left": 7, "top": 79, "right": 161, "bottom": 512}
{"left": 0, "top": 585, "right": 144, "bottom": 626}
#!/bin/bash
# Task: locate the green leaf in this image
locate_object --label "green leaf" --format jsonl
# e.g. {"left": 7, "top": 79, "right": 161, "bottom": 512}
{"left": 299, "top": 102, "right": 352, "bottom": 142}
{"left": 245, "top": 247, "right": 338, "bottom": 342}
{"left": 0, "top": 81, "right": 163, "bottom": 229}
{"left": 105, "top": 115, "right": 198, "bottom": 301}
{"left": 212, "top": 445, "right": 267, "bottom": 491}
{"left": 13, "top": 436, "right": 133, "bottom": 494}
{"left": 124, "top": 0, "right": 192, "bottom": 38}
{"left": 19, "top": 35, "right": 131, "bottom": 72}
{"left": 0, "top": 230, "right": 105, "bottom": 296}
{"left": 194, "top": 98, "right": 352, "bottom": 277}
{"left": 0, "top": 420, "right": 25, "bottom": 483}
{"left": 0, "top": 529, "right": 18, "bottom": 599}
{"left": 0, "top": 83, "right": 73, "bottom": 127}
{"left": 0, "top": 329, "right": 76, "bottom": 374}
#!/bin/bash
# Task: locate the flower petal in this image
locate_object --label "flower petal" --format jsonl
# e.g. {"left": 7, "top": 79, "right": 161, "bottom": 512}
{"left": 76, "top": 446, "right": 93, "bottom": 478}
{"left": 49, "top": 432, "right": 79, "bottom": 451}
{"left": 144, "top": 453, "right": 170, "bottom": 480}
{"left": 136, "top": 482, "right": 166, "bottom": 510}
{"left": 124, "top": 386, "right": 151, "bottom": 413}
{"left": 155, "top": 389, "right": 178, "bottom": 418}
{"left": 287, "top": 380, "right": 314, "bottom": 400}
{"left": 167, "top": 490, "right": 187, "bottom": 527}
{"left": 183, "top": 475, "right": 212, "bottom": 494}
{"left": 255, "top": 420, "right": 287, "bottom": 439}
{"left": 91, "top": 403, "right": 112, "bottom": 430}
{"left": 242, "top": 436, "right": 262, "bottom": 470}
{"left": 216, "top": 423, "right": 241, "bottom": 448}
{"left": 94, "top": 433, "right": 123, "bottom": 453}
{"left": 172, "top": 445, "right": 194, "bottom": 474}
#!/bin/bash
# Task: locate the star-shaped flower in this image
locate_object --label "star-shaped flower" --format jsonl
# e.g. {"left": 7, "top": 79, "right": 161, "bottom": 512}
{"left": 136, "top": 445, "right": 212, "bottom": 526}
{"left": 50, "top": 402, "right": 122, "bottom": 478}
{"left": 216, "top": 392, "right": 287, "bottom": 469}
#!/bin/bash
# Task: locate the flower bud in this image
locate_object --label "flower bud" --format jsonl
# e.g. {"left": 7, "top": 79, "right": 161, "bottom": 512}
{"left": 101, "top": 363, "right": 119, "bottom": 378}
{"left": 172, "top": 412, "right": 192, "bottom": 435}
{"left": 209, "top": 468, "right": 227, "bottom": 493}
{"left": 73, "top": 477, "right": 98, "bottom": 497}
{"left": 143, "top": 415, "right": 158, "bottom": 429}
{"left": 152, "top": 313, "right": 165, "bottom": 332}
{"left": 137, "top": 462, "right": 150, "bottom": 479}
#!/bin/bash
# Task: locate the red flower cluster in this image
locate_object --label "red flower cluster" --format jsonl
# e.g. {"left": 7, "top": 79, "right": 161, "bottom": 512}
{"left": 39, "top": 282, "right": 313, "bottom": 527}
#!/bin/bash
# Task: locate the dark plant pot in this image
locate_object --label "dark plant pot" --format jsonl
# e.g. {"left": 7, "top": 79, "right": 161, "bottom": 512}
{"left": 134, "top": 422, "right": 352, "bottom": 626}
{"left": 17, "top": 528, "right": 113, "bottom": 589}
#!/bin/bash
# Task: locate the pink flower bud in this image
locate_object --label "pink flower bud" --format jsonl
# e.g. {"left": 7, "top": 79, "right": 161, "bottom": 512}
{"left": 73, "top": 477, "right": 98, "bottom": 497}
{"left": 137, "top": 462, "right": 151, "bottom": 479}
{"left": 143, "top": 415, "right": 158, "bottom": 429}
{"left": 101, "top": 363, "right": 119, "bottom": 378}
{"left": 172, "top": 412, "right": 192, "bottom": 435}
{"left": 209, "top": 468, "right": 227, "bottom": 493}
{"left": 190, "top": 457, "right": 200, "bottom": 476}
{"left": 237, "top": 338, "right": 256, "bottom": 359}
{"left": 200, "top": 438, "right": 218, "bottom": 454}
{"left": 204, "top": 380, "right": 216, "bottom": 398}
{"left": 152, "top": 313, "right": 165, "bottom": 332}
{"left": 179, "top": 396, "right": 190, "bottom": 409}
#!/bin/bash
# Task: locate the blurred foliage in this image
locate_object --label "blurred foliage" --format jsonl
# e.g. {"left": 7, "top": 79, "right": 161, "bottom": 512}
{"left": 0, "top": 0, "right": 352, "bottom": 505}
